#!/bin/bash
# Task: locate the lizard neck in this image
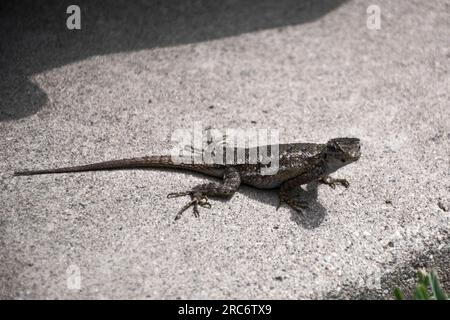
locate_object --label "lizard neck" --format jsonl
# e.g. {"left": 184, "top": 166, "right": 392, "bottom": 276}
{"left": 322, "top": 155, "right": 347, "bottom": 176}
{"left": 321, "top": 149, "right": 360, "bottom": 176}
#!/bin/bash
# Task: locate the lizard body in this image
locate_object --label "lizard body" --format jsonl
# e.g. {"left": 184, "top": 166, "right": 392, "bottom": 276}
{"left": 14, "top": 137, "right": 361, "bottom": 220}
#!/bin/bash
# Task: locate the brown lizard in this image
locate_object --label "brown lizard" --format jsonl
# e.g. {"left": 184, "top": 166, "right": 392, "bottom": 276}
{"left": 14, "top": 138, "right": 361, "bottom": 220}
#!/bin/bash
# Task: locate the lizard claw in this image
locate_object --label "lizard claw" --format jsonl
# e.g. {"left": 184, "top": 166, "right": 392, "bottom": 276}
{"left": 276, "top": 198, "right": 284, "bottom": 211}
{"left": 167, "top": 191, "right": 191, "bottom": 198}
{"left": 340, "top": 179, "right": 350, "bottom": 188}
{"left": 199, "top": 202, "right": 211, "bottom": 209}
{"left": 320, "top": 177, "right": 349, "bottom": 189}
{"left": 174, "top": 199, "right": 196, "bottom": 220}
{"left": 169, "top": 191, "right": 211, "bottom": 220}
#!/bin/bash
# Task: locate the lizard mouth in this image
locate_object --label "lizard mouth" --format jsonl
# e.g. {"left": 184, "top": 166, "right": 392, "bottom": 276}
{"left": 350, "top": 153, "right": 361, "bottom": 162}
{"left": 343, "top": 152, "right": 361, "bottom": 163}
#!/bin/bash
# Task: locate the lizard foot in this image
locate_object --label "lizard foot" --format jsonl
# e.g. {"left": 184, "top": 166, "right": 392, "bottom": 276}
{"left": 319, "top": 176, "right": 349, "bottom": 189}
{"left": 277, "top": 196, "right": 309, "bottom": 213}
{"left": 167, "top": 191, "right": 211, "bottom": 220}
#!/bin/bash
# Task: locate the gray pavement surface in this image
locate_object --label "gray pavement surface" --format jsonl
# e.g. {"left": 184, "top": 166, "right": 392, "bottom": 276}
{"left": 1, "top": 0, "right": 449, "bottom": 299}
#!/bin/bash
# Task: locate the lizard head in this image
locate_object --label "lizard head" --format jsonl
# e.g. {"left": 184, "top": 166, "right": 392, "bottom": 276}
{"left": 324, "top": 137, "right": 361, "bottom": 170}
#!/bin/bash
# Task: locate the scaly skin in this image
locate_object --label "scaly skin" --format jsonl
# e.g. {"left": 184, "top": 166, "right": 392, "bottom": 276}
{"left": 14, "top": 137, "right": 361, "bottom": 220}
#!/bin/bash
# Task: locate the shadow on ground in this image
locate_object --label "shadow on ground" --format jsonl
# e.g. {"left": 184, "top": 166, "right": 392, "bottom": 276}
{"left": 0, "top": 0, "right": 347, "bottom": 121}
{"left": 162, "top": 168, "right": 327, "bottom": 228}
{"left": 90, "top": 167, "right": 327, "bottom": 228}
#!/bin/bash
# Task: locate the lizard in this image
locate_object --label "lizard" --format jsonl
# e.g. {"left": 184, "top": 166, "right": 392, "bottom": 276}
{"left": 14, "top": 137, "right": 361, "bottom": 220}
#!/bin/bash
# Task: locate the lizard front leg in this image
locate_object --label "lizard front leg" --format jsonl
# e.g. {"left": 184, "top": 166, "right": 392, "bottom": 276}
{"left": 167, "top": 167, "right": 241, "bottom": 220}
{"left": 277, "top": 173, "right": 316, "bottom": 213}
{"left": 319, "top": 175, "right": 349, "bottom": 189}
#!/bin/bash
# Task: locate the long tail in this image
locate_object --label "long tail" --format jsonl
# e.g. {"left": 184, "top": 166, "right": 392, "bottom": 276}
{"left": 14, "top": 156, "right": 181, "bottom": 176}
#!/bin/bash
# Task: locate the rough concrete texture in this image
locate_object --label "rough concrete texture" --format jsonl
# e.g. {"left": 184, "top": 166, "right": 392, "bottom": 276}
{"left": 1, "top": 0, "right": 449, "bottom": 299}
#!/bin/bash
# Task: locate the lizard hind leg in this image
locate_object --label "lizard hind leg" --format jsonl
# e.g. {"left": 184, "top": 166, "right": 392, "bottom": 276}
{"left": 167, "top": 167, "right": 241, "bottom": 220}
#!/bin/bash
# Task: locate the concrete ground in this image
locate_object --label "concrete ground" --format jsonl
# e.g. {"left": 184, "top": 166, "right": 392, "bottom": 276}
{"left": 1, "top": 0, "right": 449, "bottom": 299}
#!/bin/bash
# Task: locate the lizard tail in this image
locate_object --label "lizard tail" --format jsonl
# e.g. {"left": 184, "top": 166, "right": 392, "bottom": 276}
{"left": 13, "top": 156, "right": 176, "bottom": 176}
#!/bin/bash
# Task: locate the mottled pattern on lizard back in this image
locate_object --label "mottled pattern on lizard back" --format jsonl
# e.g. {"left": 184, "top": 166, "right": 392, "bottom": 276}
{"left": 233, "top": 143, "right": 326, "bottom": 188}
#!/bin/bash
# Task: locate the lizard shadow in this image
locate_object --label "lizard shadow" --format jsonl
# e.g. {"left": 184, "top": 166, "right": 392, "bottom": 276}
{"left": 237, "top": 181, "right": 326, "bottom": 229}
{"left": 287, "top": 182, "right": 326, "bottom": 229}
{"left": 1, "top": 0, "right": 348, "bottom": 121}
{"left": 174, "top": 169, "right": 327, "bottom": 229}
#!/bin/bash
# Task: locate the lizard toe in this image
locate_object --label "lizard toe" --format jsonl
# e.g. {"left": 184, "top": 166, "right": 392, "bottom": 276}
{"left": 172, "top": 193, "right": 211, "bottom": 220}
{"left": 340, "top": 179, "right": 350, "bottom": 188}
{"left": 167, "top": 191, "right": 193, "bottom": 198}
